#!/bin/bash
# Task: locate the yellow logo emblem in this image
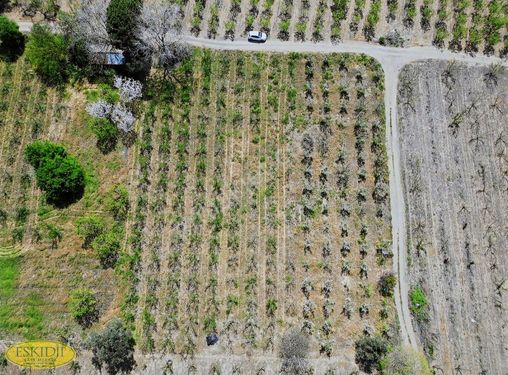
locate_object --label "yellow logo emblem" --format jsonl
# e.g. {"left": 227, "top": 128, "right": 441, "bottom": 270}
{"left": 5, "top": 340, "right": 76, "bottom": 369}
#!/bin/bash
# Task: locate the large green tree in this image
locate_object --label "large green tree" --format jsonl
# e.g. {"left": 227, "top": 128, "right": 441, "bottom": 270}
{"left": 25, "top": 24, "right": 69, "bottom": 84}
{"left": 25, "top": 141, "right": 85, "bottom": 206}
{"left": 106, "top": 0, "right": 142, "bottom": 51}
{"left": 355, "top": 336, "right": 389, "bottom": 373}
{"left": 89, "top": 319, "right": 136, "bottom": 375}
{"left": 0, "top": 16, "right": 24, "bottom": 61}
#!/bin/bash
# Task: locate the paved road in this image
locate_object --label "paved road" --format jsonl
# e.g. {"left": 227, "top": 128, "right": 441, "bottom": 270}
{"left": 11, "top": 18, "right": 508, "bottom": 349}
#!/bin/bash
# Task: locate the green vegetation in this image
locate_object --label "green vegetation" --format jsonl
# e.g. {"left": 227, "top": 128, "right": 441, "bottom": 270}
{"left": 76, "top": 215, "right": 106, "bottom": 248}
{"left": 0, "top": 16, "right": 25, "bottom": 61}
{"left": 89, "top": 117, "right": 120, "bottom": 154}
{"left": 69, "top": 287, "right": 99, "bottom": 327}
{"left": 25, "top": 141, "right": 85, "bottom": 206}
{"left": 92, "top": 227, "right": 121, "bottom": 268}
{"left": 106, "top": 0, "right": 142, "bottom": 51}
{"left": 409, "top": 287, "right": 428, "bottom": 321}
{"left": 355, "top": 335, "right": 389, "bottom": 373}
{"left": 381, "top": 346, "right": 432, "bottom": 375}
{"left": 105, "top": 184, "right": 129, "bottom": 222}
{"left": 0, "top": 258, "right": 45, "bottom": 339}
{"left": 378, "top": 272, "right": 397, "bottom": 297}
{"left": 25, "top": 24, "right": 69, "bottom": 84}
{"left": 89, "top": 319, "right": 136, "bottom": 374}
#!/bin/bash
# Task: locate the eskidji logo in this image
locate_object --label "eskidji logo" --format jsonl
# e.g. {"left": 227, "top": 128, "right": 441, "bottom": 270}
{"left": 5, "top": 340, "right": 76, "bottom": 369}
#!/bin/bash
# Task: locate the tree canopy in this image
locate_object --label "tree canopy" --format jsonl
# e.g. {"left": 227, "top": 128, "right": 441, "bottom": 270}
{"left": 0, "top": 16, "right": 25, "bottom": 61}
{"left": 89, "top": 319, "right": 136, "bottom": 375}
{"left": 25, "top": 141, "right": 85, "bottom": 206}
{"left": 355, "top": 336, "right": 389, "bottom": 373}
{"left": 106, "top": 0, "right": 142, "bottom": 51}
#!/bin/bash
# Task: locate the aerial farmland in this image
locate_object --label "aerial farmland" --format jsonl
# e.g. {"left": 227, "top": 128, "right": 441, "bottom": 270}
{"left": 0, "top": 0, "right": 506, "bottom": 373}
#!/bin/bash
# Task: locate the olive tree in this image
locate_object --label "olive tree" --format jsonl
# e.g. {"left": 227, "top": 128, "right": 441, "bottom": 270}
{"left": 89, "top": 319, "right": 135, "bottom": 374}
{"left": 279, "top": 329, "right": 311, "bottom": 374}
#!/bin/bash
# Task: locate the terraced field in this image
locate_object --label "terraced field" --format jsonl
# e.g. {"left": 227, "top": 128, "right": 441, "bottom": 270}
{"left": 178, "top": 0, "right": 507, "bottom": 56}
{"left": 122, "top": 49, "right": 395, "bottom": 372}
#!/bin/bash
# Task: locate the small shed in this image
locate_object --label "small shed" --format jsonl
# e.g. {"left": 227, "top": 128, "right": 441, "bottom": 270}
{"left": 89, "top": 45, "right": 125, "bottom": 66}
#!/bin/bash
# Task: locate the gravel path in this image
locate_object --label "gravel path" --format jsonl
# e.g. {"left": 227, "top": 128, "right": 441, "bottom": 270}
{"left": 11, "top": 18, "right": 508, "bottom": 350}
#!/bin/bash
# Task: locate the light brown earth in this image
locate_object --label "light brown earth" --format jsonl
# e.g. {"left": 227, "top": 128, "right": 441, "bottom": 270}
{"left": 398, "top": 60, "right": 508, "bottom": 374}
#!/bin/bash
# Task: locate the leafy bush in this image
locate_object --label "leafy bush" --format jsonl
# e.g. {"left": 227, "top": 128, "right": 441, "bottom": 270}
{"left": 46, "top": 223, "right": 62, "bottom": 248}
{"left": 381, "top": 346, "right": 432, "bottom": 375}
{"left": 355, "top": 335, "right": 388, "bottom": 373}
{"left": 25, "top": 141, "right": 85, "bottom": 206}
{"left": 409, "top": 287, "right": 427, "bottom": 321}
{"left": 76, "top": 215, "right": 105, "bottom": 248}
{"left": 105, "top": 184, "right": 129, "bottom": 222}
{"left": 69, "top": 288, "right": 98, "bottom": 327}
{"left": 378, "top": 272, "right": 397, "bottom": 297}
{"left": 25, "top": 24, "right": 69, "bottom": 84}
{"left": 89, "top": 319, "right": 135, "bottom": 375}
{"left": 88, "top": 117, "right": 119, "bottom": 154}
{"left": 92, "top": 227, "right": 121, "bottom": 268}
{"left": 0, "top": 16, "right": 25, "bottom": 61}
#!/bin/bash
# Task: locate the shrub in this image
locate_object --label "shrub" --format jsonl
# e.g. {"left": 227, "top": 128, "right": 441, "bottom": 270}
{"left": 378, "top": 272, "right": 397, "bottom": 297}
{"left": 0, "top": 16, "right": 25, "bottom": 61}
{"left": 25, "top": 140, "right": 66, "bottom": 169}
{"left": 409, "top": 287, "right": 427, "bottom": 321}
{"left": 92, "top": 228, "right": 121, "bottom": 268}
{"left": 381, "top": 346, "right": 432, "bottom": 375}
{"left": 355, "top": 335, "right": 388, "bottom": 373}
{"left": 76, "top": 215, "right": 105, "bottom": 248}
{"left": 89, "top": 319, "right": 135, "bottom": 375}
{"left": 46, "top": 223, "right": 62, "bottom": 248}
{"left": 88, "top": 117, "right": 119, "bottom": 154}
{"left": 105, "top": 184, "right": 129, "bottom": 222}
{"left": 25, "top": 24, "right": 69, "bottom": 84}
{"left": 69, "top": 288, "right": 98, "bottom": 327}
{"left": 280, "top": 329, "right": 310, "bottom": 374}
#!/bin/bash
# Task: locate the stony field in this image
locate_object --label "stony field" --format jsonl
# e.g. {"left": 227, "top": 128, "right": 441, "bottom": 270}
{"left": 398, "top": 60, "right": 508, "bottom": 374}
{"left": 177, "top": 0, "right": 507, "bottom": 56}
